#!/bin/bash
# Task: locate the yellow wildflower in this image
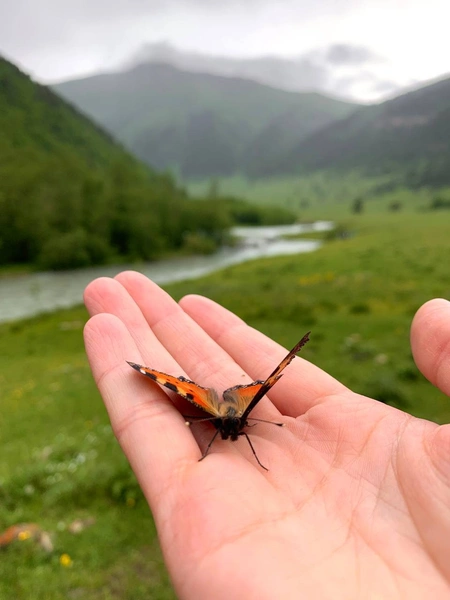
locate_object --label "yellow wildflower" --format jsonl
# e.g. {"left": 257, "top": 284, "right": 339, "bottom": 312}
{"left": 60, "top": 553, "right": 73, "bottom": 567}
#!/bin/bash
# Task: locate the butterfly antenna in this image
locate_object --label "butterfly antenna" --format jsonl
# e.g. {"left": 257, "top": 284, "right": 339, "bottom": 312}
{"left": 184, "top": 415, "right": 217, "bottom": 425}
{"left": 247, "top": 417, "right": 284, "bottom": 427}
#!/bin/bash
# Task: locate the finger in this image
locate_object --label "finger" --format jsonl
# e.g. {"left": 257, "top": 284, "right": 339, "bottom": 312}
{"left": 83, "top": 312, "right": 201, "bottom": 516}
{"left": 84, "top": 274, "right": 280, "bottom": 466}
{"left": 411, "top": 298, "right": 450, "bottom": 396}
{"left": 114, "top": 272, "right": 283, "bottom": 420}
{"left": 179, "top": 294, "right": 348, "bottom": 416}
{"left": 84, "top": 275, "right": 229, "bottom": 432}
{"left": 84, "top": 276, "right": 160, "bottom": 357}
{"left": 410, "top": 298, "right": 450, "bottom": 579}
{"left": 85, "top": 275, "right": 178, "bottom": 369}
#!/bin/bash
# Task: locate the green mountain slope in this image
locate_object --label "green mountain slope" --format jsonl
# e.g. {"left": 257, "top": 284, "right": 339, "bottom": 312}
{"left": 53, "top": 62, "right": 357, "bottom": 179}
{"left": 0, "top": 57, "right": 131, "bottom": 168}
{"left": 0, "top": 57, "right": 230, "bottom": 269}
{"left": 275, "top": 75, "right": 450, "bottom": 187}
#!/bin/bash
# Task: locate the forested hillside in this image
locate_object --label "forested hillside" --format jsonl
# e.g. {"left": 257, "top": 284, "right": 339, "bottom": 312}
{"left": 274, "top": 75, "right": 450, "bottom": 187}
{"left": 0, "top": 58, "right": 230, "bottom": 269}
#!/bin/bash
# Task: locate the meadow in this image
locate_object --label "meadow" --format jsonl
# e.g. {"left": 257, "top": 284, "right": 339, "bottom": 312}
{"left": 187, "top": 172, "right": 438, "bottom": 218}
{"left": 1, "top": 203, "right": 449, "bottom": 598}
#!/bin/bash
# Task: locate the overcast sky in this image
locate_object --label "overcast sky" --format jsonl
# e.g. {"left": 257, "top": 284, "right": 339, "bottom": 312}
{"left": 1, "top": 0, "right": 448, "bottom": 101}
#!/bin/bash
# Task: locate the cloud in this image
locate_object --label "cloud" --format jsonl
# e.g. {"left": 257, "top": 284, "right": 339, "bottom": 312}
{"left": 126, "top": 42, "right": 331, "bottom": 92}
{"left": 324, "top": 44, "right": 383, "bottom": 66}
{"left": 124, "top": 40, "right": 404, "bottom": 102}
{"left": 369, "top": 79, "right": 402, "bottom": 95}
{"left": 1, "top": 0, "right": 280, "bottom": 81}
{"left": 0, "top": 0, "right": 448, "bottom": 100}
{"left": 332, "top": 71, "right": 404, "bottom": 102}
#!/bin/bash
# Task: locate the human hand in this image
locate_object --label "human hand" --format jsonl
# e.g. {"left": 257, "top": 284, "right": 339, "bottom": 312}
{"left": 84, "top": 271, "right": 450, "bottom": 600}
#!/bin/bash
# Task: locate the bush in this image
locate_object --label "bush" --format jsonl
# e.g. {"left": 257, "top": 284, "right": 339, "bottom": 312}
{"left": 429, "top": 196, "right": 450, "bottom": 210}
{"left": 219, "top": 197, "right": 296, "bottom": 225}
{"left": 38, "top": 228, "right": 103, "bottom": 270}
{"left": 182, "top": 232, "right": 217, "bottom": 255}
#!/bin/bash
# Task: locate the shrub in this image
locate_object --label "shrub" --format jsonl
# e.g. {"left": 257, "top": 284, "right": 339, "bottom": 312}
{"left": 38, "top": 229, "right": 88, "bottom": 269}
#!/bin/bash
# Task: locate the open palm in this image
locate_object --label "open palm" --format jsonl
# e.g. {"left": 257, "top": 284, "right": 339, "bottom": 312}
{"left": 84, "top": 271, "right": 450, "bottom": 599}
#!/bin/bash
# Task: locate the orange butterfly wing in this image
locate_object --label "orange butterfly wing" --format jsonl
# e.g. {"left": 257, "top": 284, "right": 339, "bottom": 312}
{"left": 127, "top": 362, "right": 221, "bottom": 416}
{"left": 222, "top": 381, "right": 265, "bottom": 416}
{"left": 239, "top": 331, "right": 311, "bottom": 419}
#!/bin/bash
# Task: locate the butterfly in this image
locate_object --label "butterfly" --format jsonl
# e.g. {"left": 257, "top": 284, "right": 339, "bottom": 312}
{"left": 127, "top": 331, "right": 310, "bottom": 470}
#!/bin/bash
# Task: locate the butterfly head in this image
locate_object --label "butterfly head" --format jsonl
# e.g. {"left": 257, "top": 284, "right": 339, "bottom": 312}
{"left": 216, "top": 413, "right": 245, "bottom": 441}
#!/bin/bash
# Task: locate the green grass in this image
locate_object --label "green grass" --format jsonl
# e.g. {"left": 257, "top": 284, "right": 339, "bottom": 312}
{"left": 1, "top": 209, "right": 449, "bottom": 598}
{"left": 187, "top": 172, "right": 440, "bottom": 221}
{"left": 0, "top": 264, "right": 34, "bottom": 279}
{"left": 0, "top": 310, "right": 174, "bottom": 599}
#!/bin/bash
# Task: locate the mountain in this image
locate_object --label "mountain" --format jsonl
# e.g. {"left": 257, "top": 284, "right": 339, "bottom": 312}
{"left": 52, "top": 62, "right": 358, "bottom": 179}
{"left": 50, "top": 57, "right": 450, "bottom": 188}
{"left": 125, "top": 42, "right": 333, "bottom": 95}
{"left": 124, "top": 42, "right": 403, "bottom": 102}
{"left": 0, "top": 57, "right": 135, "bottom": 169}
{"left": 0, "top": 57, "right": 229, "bottom": 269}
{"left": 273, "top": 75, "right": 450, "bottom": 187}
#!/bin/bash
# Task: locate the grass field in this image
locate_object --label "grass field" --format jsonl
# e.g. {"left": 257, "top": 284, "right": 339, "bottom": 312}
{"left": 187, "top": 172, "right": 438, "bottom": 220}
{"left": 1, "top": 208, "right": 449, "bottom": 598}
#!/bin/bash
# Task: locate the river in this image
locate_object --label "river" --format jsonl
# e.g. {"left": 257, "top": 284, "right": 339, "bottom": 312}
{"left": 0, "top": 222, "right": 332, "bottom": 323}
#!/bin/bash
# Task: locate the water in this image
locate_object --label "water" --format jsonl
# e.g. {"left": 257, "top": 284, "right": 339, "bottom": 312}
{"left": 0, "top": 222, "right": 332, "bottom": 323}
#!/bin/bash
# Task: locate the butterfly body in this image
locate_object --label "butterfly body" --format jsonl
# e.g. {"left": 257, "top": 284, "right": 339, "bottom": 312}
{"left": 128, "top": 331, "right": 310, "bottom": 469}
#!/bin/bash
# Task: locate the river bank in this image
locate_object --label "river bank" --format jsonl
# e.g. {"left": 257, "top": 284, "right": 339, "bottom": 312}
{"left": 0, "top": 222, "right": 332, "bottom": 323}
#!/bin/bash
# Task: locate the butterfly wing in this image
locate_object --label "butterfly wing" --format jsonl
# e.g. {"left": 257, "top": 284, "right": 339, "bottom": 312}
{"left": 240, "top": 331, "right": 310, "bottom": 420}
{"left": 222, "top": 381, "right": 266, "bottom": 416}
{"left": 127, "top": 362, "right": 221, "bottom": 417}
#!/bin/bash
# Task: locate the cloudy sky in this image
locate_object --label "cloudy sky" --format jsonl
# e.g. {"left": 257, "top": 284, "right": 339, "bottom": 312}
{"left": 0, "top": 0, "right": 448, "bottom": 102}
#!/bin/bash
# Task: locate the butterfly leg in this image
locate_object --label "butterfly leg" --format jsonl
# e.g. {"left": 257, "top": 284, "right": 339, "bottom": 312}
{"left": 198, "top": 429, "right": 221, "bottom": 462}
{"left": 240, "top": 432, "right": 268, "bottom": 471}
